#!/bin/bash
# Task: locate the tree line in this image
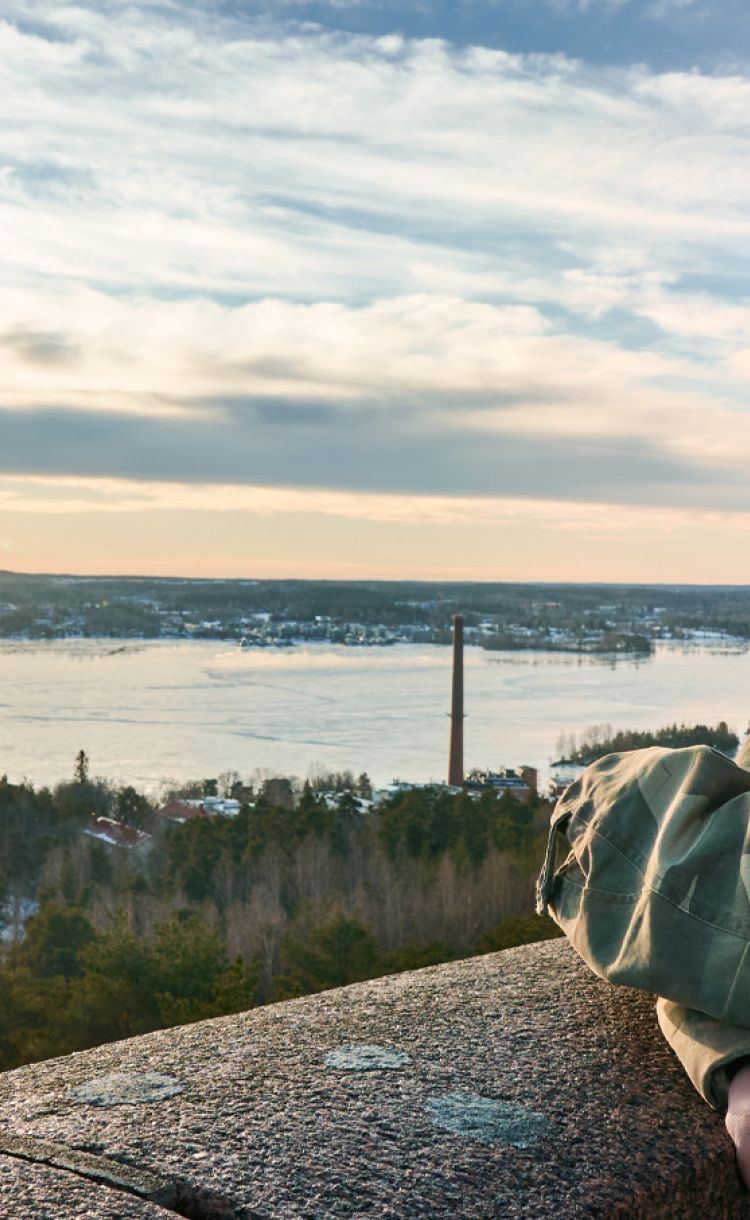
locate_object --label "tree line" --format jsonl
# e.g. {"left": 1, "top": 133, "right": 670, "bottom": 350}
{"left": 555, "top": 720, "right": 739, "bottom": 764}
{"left": 0, "top": 763, "right": 561, "bottom": 1070}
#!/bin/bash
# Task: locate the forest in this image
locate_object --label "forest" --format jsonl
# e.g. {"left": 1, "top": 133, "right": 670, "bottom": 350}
{"left": 0, "top": 761, "right": 560, "bottom": 1071}
{"left": 3, "top": 714, "right": 742, "bottom": 1070}
{"left": 556, "top": 720, "right": 740, "bottom": 764}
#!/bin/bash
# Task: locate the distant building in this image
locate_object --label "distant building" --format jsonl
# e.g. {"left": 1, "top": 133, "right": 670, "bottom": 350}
{"left": 201, "top": 797, "right": 241, "bottom": 817}
{"left": 318, "top": 791, "right": 373, "bottom": 813}
{"left": 372, "top": 780, "right": 462, "bottom": 805}
{"left": 156, "top": 799, "right": 210, "bottom": 825}
{"left": 156, "top": 797, "right": 243, "bottom": 825}
{"left": 518, "top": 765, "right": 538, "bottom": 795}
{"left": 463, "top": 767, "right": 534, "bottom": 802}
{"left": 84, "top": 816, "right": 152, "bottom": 850}
{"left": 547, "top": 761, "right": 585, "bottom": 800}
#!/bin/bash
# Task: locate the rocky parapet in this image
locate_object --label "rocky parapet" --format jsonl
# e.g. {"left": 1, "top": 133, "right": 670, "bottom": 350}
{"left": 0, "top": 939, "right": 746, "bottom": 1218}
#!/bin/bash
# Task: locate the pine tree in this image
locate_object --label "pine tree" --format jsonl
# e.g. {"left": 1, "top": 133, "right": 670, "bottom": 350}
{"left": 73, "top": 750, "right": 89, "bottom": 785}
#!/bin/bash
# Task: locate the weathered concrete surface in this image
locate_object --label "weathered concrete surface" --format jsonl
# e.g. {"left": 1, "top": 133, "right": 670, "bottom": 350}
{"left": 0, "top": 1153, "right": 174, "bottom": 1218}
{"left": 0, "top": 939, "right": 747, "bottom": 1218}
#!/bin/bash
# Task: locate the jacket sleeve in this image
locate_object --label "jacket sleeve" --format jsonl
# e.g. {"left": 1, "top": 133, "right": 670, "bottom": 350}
{"left": 656, "top": 996, "right": 750, "bottom": 1112}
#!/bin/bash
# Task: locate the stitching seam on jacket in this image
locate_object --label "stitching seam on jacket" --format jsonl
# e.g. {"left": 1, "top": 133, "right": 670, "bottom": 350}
{"left": 561, "top": 867, "right": 750, "bottom": 942}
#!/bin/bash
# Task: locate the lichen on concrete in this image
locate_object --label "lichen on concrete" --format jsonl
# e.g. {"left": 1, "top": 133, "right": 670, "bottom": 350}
{"left": 323, "top": 1045, "right": 412, "bottom": 1071}
{"left": 425, "top": 1092, "right": 556, "bottom": 1147}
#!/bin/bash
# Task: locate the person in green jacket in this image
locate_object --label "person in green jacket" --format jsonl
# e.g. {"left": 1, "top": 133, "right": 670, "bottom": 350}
{"left": 536, "top": 736, "right": 750, "bottom": 1186}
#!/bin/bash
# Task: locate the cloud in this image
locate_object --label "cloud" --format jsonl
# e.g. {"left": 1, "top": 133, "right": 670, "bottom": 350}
{"left": 2, "top": 287, "right": 750, "bottom": 498}
{"left": 2, "top": 0, "right": 750, "bottom": 545}
{"left": 3, "top": 3, "right": 750, "bottom": 309}
{"left": 1, "top": 326, "right": 79, "bottom": 367}
{"left": 7, "top": 473, "right": 750, "bottom": 587}
{"left": 524, "top": 0, "right": 628, "bottom": 13}
{"left": 644, "top": 0, "right": 703, "bottom": 17}
{"left": 0, "top": 471, "right": 742, "bottom": 532}
{"left": 0, "top": 395, "right": 741, "bottom": 516}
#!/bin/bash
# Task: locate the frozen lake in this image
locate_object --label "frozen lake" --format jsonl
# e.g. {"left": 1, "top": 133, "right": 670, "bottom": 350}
{"left": 0, "top": 638, "right": 748, "bottom": 793}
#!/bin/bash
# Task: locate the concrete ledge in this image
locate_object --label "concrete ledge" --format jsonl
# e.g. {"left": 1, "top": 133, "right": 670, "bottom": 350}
{"left": 0, "top": 939, "right": 748, "bottom": 1218}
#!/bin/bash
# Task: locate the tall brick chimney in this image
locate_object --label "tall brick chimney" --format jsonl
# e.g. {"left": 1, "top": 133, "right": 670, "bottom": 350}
{"left": 448, "top": 614, "right": 464, "bottom": 787}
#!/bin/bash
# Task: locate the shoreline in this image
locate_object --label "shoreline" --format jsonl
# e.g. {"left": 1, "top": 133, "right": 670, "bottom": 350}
{"left": 0, "top": 633, "right": 747, "bottom": 656}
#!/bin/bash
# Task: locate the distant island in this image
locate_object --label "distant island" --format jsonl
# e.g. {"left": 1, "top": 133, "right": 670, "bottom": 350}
{"left": 555, "top": 720, "right": 740, "bottom": 765}
{"left": 2, "top": 572, "right": 750, "bottom": 656}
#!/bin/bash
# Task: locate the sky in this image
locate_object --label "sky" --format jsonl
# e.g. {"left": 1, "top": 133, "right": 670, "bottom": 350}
{"left": 3, "top": 0, "right": 750, "bottom": 581}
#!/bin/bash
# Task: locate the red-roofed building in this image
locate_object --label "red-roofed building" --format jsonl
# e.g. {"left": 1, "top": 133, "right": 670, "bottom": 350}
{"left": 156, "top": 799, "right": 210, "bottom": 825}
{"left": 156, "top": 798, "right": 244, "bottom": 824}
{"left": 84, "top": 816, "right": 152, "bottom": 850}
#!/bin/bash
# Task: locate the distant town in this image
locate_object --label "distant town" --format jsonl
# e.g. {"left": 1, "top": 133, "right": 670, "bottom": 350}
{"left": 2, "top": 572, "right": 750, "bottom": 655}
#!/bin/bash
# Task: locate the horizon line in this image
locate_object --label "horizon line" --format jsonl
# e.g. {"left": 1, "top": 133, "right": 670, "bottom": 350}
{"left": 3, "top": 567, "right": 750, "bottom": 592}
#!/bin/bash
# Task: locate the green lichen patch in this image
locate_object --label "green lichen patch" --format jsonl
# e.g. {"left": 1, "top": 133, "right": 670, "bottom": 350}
{"left": 66, "top": 1071, "right": 184, "bottom": 1107}
{"left": 323, "top": 1045, "right": 411, "bottom": 1071}
{"left": 425, "top": 1093, "right": 554, "bottom": 1147}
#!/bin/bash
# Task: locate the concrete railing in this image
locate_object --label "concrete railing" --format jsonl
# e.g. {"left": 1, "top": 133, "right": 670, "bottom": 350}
{"left": 0, "top": 939, "right": 748, "bottom": 1218}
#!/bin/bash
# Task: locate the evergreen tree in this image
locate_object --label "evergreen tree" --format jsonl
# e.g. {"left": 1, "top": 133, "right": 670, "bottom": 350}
{"left": 74, "top": 750, "right": 90, "bottom": 785}
{"left": 13, "top": 904, "right": 94, "bottom": 979}
{"left": 276, "top": 912, "right": 381, "bottom": 998}
{"left": 115, "top": 786, "right": 152, "bottom": 827}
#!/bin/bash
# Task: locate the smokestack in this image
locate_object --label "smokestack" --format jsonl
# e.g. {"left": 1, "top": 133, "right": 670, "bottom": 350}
{"left": 448, "top": 614, "right": 464, "bottom": 787}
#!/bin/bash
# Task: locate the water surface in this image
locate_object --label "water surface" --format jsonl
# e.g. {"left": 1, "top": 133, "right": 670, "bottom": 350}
{"left": 0, "top": 639, "right": 747, "bottom": 792}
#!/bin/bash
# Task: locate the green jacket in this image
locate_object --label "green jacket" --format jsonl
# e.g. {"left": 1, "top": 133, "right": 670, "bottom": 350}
{"left": 536, "top": 744, "right": 750, "bottom": 1112}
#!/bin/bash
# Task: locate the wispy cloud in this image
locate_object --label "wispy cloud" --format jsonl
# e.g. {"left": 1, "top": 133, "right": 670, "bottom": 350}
{"left": 3, "top": 3, "right": 750, "bottom": 306}
{"left": 2, "top": 0, "right": 750, "bottom": 574}
{"left": 0, "top": 472, "right": 741, "bottom": 531}
{"left": 1, "top": 285, "right": 750, "bottom": 502}
{"left": 4, "top": 473, "right": 750, "bottom": 583}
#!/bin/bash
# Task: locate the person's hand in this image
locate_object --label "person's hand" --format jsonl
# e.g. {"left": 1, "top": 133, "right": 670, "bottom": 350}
{"left": 725, "top": 1061, "right": 750, "bottom": 1187}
